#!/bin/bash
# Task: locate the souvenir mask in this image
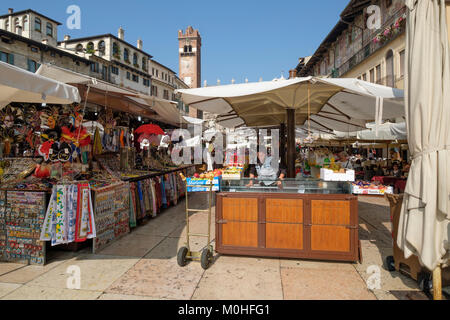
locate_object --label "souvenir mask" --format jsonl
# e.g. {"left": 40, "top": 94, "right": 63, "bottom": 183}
{"left": 0, "top": 105, "right": 21, "bottom": 128}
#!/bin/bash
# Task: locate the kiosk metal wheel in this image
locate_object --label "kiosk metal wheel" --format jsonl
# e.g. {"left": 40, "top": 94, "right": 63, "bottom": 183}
{"left": 201, "top": 248, "right": 213, "bottom": 270}
{"left": 177, "top": 247, "right": 189, "bottom": 267}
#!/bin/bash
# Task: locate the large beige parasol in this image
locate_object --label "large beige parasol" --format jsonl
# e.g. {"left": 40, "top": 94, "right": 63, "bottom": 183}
{"left": 397, "top": 0, "right": 450, "bottom": 300}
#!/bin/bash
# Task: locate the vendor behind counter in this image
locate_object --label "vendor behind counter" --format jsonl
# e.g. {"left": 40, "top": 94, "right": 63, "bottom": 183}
{"left": 247, "top": 151, "right": 286, "bottom": 186}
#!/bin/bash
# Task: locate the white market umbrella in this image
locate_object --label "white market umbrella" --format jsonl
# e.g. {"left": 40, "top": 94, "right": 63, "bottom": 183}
{"left": 0, "top": 61, "right": 80, "bottom": 106}
{"left": 176, "top": 77, "right": 404, "bottom": 129}
{"left": 397, "top": 0, "right": 450, "bottom": 298}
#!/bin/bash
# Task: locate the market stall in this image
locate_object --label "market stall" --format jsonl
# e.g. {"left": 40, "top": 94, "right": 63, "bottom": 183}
{"left": 0, "top": 63, "right": 194, "bottom": 264}
{"left": 177, "top": 77, "right": 405, "bottom": 262}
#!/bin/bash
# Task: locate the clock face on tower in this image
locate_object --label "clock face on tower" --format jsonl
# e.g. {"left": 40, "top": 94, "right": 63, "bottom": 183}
{"left": 181, "top": 60, "right": 191, "bottom": 73}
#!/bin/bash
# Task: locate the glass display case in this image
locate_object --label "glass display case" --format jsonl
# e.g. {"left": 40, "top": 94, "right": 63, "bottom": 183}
{"left": 221, "top": 178, "right": 352, "bottom": 194}
{"left": 215, "top": 178, "right": 360, "bottom": 263}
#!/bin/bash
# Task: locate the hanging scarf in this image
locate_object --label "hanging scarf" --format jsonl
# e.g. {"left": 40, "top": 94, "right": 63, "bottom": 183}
{"left": 150, "top": 179, "right": 157, "bottom": 217}
{"left": 129, "top": 184, "right": 137, "bottom": 228}
{"left": 160, "top": 176, "right": 167, "bottom": 208}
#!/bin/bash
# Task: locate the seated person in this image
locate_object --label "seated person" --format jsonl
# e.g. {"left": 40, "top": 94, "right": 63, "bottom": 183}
{"left": 338, "top": 152, "right": 354, "bottom": 169}
{"left": 390, "top": 163, "right": 403, "bottom": 178}
{"left": 375, "top": 165, "right": 384, "bottom": 176}
{"left": 364, "top": 166, "right": 375, "bottom": 182}
{"left": 247, "top": 151, "right": 286, "bottom": 186}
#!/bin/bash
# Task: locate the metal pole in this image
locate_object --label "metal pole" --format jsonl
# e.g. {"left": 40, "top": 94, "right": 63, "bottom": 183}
{"left": 433, "top": 266, "right": 442, "bottom": 300}
{"left": 287, "top": 109, "right": 296, "bottom": 178}
{"left": 280, "top": 123, "right": 286, "bottom": 169}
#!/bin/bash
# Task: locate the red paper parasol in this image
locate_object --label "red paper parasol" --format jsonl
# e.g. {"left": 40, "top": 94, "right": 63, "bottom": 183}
{"left": 135, "top": 124, "right": 164, "bottom": 136}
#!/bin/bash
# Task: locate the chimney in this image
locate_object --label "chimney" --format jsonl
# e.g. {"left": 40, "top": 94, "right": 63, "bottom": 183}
{"left": 137, "top": 38, "right": 143, "bottom": 50}
{"left": 8, "top": 8, "right": 13, "bottom": 14}
{"left": 289, "top": 69, "right": 297, "bottom": 79}
{"left": 118, "top": 26, "right": 124, "bottom": 40}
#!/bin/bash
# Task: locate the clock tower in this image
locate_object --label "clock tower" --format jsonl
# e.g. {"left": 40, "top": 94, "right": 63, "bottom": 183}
{"left": 178, "top": 26, "right": 201, "bottom": 89}
{"left": 178, "top": 26, "right": 202, "bottom": 118}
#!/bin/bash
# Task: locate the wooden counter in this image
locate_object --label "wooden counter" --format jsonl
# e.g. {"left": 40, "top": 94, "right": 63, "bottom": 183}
{"left": 215, "top": 192, "right": 361, "bottom": 262}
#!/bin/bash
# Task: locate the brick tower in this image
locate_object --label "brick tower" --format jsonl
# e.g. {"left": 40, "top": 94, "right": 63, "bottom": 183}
{"left": 178, "top": 26, "right": 201, "bottom": 89}
{"left": 178, "top": 26, "right": 202, "bottom": 118}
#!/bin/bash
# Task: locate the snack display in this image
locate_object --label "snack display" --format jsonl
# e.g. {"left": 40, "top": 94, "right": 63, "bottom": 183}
{"left": 352, "top": 180, "right": 394, "bottom": 195}
{"left": 222, "top": 167, "right": 243, "bottom": 180}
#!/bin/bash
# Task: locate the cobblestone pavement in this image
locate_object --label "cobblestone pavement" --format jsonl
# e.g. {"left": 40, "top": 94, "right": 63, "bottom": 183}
{"left": 0, "top": 194, "right": 442, "bottom": 300}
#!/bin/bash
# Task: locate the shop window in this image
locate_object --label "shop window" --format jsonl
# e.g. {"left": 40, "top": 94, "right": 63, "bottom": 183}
{"left": 0, "top": 51, "right": 14, "bottom": 65}
{"left": 23, "top": 16, "right": 29, "bottom": 31}
{"left": 86, "top": 42, "right": 95, "bottom": 54}
{"left": 27, "top": 59, "right": 39, "bottom": 72}
{"left": 46, "top": 22, "right": 53, "bottom": 37}
{"left": 98, "top": 41, "right": 105, "bottom": 56}
{"left": 385, "top": 50, "right": 394, "bottom": 87}
{"left": 113, "top": 42, "right": 120, "bottom": 58}
{"left": 35, "top": 18, "right": 41, "bottom": 32}
{"left": 14, "top": 18, "right": 20, "bottom": 32}
{"left": 399, "top": 50, "right": 405, "bottom": 78}
{"left": 376, "top": 64, "right": 382, "bottom": 84}
{"left": 76, "top": 44, "right": 84, "bottom": 53}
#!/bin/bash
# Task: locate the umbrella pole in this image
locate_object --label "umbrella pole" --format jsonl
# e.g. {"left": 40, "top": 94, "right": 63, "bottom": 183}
{"left": 287, "top": 109, "right": 296, "bottom": 178}
{"left": 280, "top": 123, "right": 286, "bottom": 169}
{"left": 432, "top": 265, "right": 442, "bottom": 300}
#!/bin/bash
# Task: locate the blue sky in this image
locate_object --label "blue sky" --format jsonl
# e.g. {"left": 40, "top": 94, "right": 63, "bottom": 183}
{"left": 2, "top": 0, "right": 349, "bottom": 84}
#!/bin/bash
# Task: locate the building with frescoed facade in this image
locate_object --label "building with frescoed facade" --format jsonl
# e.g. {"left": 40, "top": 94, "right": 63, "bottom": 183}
{"left": 298, "top": 0, "right": 407, "bottom": 90}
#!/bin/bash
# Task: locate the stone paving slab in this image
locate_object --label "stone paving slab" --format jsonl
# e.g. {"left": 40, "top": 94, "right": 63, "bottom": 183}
{"left": 192, "top": 256, "right": 283, "bottom": 300}
{"left": 143, "top": 236, "right": 215, "bottom": 261}
{"left": 169, "top": 212, "right": 216, "bottom": 240}
{"left": 97, "top": 293, "right": 163, "bottom": 300}
{"left": 0, "top": 263, "right": 24, "bottom": 277}
{"left": 0, "top": 252, "right": 77, "bottom": 284}
{"left": 97, "top": 233, "right": 165, "bottom": 258}
{"left": 28, "top": 254, "right": 139, "bottom": 291}
{"left": 353, "top": 245, "right": 419, "bottom": 292}
{"left": 280, "top": 258, "right": 357, "bottom": 271}
{"left": 1, "top": 285, "right": 102, "bottom": 300}
{"left": 0, "top": 282, "right": 22, "bottom": 298}
{"left": 281, "top": 267, "right": 377, "bottom": 300}
{"left": 106, "top": 258, "right": 205, "bottom": 299}
{"left": 133, "top": 216, "right": 184, "bottom": 237}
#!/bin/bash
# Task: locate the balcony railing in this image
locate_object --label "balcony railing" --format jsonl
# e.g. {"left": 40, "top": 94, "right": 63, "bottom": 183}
{"left": 332, "top": 6, "right": 407, "bottom": 78}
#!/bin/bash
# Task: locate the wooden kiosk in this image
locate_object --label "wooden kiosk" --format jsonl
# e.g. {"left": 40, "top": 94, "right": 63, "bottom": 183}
{"left": 215, "top": 179, "right": 361, "bottom": 262}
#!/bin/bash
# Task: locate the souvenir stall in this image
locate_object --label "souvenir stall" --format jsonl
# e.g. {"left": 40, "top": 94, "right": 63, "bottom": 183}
{"left": 0, "top": 62, "right": 194, "bottom": 264}
{"left": 0, "top": 61, "right": 85, "bottom": 264}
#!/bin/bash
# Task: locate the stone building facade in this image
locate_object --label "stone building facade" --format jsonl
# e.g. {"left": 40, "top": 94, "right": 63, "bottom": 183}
{"left": 298, "top": 0, "right": 407, "bottom": 89}
{"left": 0, "top": 8, "right": 91, "bottom": 75}
{"left": 59, "top": 29, "right": 153, "bottom": 95}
